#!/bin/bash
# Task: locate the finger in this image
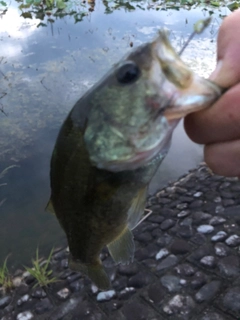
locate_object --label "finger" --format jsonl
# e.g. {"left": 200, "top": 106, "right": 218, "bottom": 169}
{"left": 210, "top": 9, "right": 240, "bottom": 87}
{"left": 184, "top": 83, "right": 240, "bottom": 144}
{"left": 204, "top": 139, "right": 240, "bottom": 177}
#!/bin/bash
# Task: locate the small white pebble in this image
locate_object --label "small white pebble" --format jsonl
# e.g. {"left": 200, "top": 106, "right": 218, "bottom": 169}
{"left": 211, "top": 231, "right": 227, "bottom": 242}
{"left": 155, "top": 248, "right": 169, "bottom": 260}
{"left": 17, "top": 311, "right": 34, "bottom": 320}
{"left": 194, "top": 192, "right": 202, "bottom": 197}
{"left": 225, "top": 234, "right": 240, "bottom": 246}
{"left": 97, "top": 290, "right": 116, "bottom": 302}
{"left": 197, "top": 225, "right": 214, "bottom": 234}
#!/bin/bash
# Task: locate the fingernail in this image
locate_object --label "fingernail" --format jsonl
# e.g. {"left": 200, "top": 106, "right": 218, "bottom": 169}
{"left": 209, "top": 60, "right": 223, "bottom": 81}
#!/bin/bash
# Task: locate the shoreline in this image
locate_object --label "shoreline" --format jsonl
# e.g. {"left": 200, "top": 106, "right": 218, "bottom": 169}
{"left": 1, "top": 163, "right": 240, "bottom": 320}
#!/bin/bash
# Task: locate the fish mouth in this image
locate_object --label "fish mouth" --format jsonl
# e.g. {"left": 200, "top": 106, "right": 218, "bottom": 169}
{"left": 163, "top": 77, "right": 223, "bottom": 121}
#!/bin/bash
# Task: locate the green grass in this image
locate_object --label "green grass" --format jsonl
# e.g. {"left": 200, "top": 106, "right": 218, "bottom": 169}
{"left": 0, "top": 257, "right": 13, "bottom": 293}
{"left": 24, "top": 248, "right": 58, "bottom": 288}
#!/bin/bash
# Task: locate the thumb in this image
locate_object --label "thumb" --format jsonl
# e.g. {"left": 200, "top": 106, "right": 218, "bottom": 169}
{"left": 210, "top": 9, "right": 240, "bottom": 88}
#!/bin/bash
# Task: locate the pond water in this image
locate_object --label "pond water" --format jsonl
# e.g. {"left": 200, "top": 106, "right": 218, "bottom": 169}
{"left": 0, "top": 0, "right": 231, "bottom": 270}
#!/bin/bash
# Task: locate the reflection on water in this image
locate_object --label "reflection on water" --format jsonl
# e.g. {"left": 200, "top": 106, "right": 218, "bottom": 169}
{"left": 0, "top": 1, "right": 231, "bottom": 268}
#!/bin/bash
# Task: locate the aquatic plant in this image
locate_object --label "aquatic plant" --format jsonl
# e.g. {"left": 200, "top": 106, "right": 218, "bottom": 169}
{"left": 17, "top": 0, "right": 240, "bottom": 28}
{"left": 24, "top": 248, "right": 57, "bottom": 288}
{"left": 0, "top": 257, "right": 13, "bottom": 294}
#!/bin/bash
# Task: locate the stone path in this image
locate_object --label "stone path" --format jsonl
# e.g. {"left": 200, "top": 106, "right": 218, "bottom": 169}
{"left": 1, "top": 164, "right": 240, "bottom": 320}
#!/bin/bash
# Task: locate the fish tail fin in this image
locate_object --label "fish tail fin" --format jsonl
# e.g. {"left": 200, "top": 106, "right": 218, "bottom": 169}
{"left": 107, "top": 227, "right": 135, "bottom": 265}
{"left": 69, "top": 257, "right": 110, "bottom": 290}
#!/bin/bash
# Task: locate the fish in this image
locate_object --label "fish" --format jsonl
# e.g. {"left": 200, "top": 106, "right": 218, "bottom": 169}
{"left": 47, "top": 30, "right": 222, "bottom": 290}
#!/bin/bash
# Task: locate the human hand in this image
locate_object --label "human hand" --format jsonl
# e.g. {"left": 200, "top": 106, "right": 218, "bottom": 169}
{"left": 184, "top": 9, "right": 240, "bottom": 177}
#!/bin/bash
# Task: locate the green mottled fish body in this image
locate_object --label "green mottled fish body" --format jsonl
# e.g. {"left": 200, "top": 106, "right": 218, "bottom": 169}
{"left": 48, "top": 31, "right": 222, "bottom": 290}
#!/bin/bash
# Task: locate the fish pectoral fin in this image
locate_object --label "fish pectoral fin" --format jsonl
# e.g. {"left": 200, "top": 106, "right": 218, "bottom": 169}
{"left": 69, "top": 257, "right": 110, "bottom": 291}
{"left": 107, "top": 227, "right": 134, "bottom": 265}
{"left": 45, "top": 198, "right": 55, "bottom": 215}
{"left": 127, "top": 187, "right": 147, "bottom": 230}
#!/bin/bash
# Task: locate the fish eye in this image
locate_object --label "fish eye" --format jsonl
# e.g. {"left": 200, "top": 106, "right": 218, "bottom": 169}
{"left": 116, "top": 61, "right": 141, "bottom": 85}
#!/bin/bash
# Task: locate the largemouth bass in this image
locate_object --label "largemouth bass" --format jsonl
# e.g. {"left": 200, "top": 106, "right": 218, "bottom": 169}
{"left": 47, "top": 31, "right": 222, "bottom": 290}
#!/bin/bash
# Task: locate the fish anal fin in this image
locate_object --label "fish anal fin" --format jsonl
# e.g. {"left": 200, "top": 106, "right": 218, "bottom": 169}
{"left": 127, "top": 187, "right": 147, "bottom": 230}
{"left": 107, "top": 227, "right": 134, "bottom": 265}
{"left": 45, "top": 198, "right": 55, "bottom": 215}
{"left": 69, "top": 257, "right": 110, "bottom": 291}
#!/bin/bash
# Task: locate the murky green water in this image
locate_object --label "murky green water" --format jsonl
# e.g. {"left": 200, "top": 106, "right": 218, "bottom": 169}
{"left": 0, "top": 0, "right": 231, "bottom": 270}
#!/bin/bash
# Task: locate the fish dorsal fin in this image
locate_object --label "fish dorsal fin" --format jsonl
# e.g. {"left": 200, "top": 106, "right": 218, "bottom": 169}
{"left": 45, "top": 198, "right": 55, "bottom": 215}
{"left": 107, "top": 227, "right": 134, "bottom": 264}
{"left": 127, "top": 187, "right": 147, "bottom": 230}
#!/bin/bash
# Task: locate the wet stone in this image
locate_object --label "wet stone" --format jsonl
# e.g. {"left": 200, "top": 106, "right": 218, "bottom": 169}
{"left": 223, "top": 223, "right": 239, "bottom": 233}
{"left": 152, "top": 243, "right": 167, "bottom": 257}
{"left": 113, "top": 277, "right": 128, "bottom": 291}
{"left": 197, "top": 225, "right": 214, "bottom": 234}
{"left": 180, "top": 217, "right": 192, "bottom": 227}
{"left": 220, "top": 191, "right": 234, "bottom": 199}
{"left": 194, "top": 192, "right": 203, "bottom": 197}
{"left": 118, "top": 262, "right": 139, "bottom": 276}
{"left": 160, "top": 219, "right": 175, "bottom": 231}
{"left": 223, "top": 287, "right": 240, "bottom": 312}
{"left": 121, "top": 299, "right": 149, "bottom": 320}
{"left": 209, "top": 216, "right": 226, "bottom": 226}
{"left": 69, "top": 279, "right": 85, "bottom": 292}
{"left": 0, "top": 296, "right": 11, "bottom": 309}
{"left": 161, "top": 275, "right": 181, "bottom": 292}
{"left": 178, "top": 225, "right": 193, "bottom": 238}
{"left": 128, "top": 271, "right": 153, "bottom": 288}
{"left": 215, "top": 205, "right": 225, "bottom": 214}
{"left": 163, "top": 294, "right": 195, "bottom": 316}
{"left": 31, "top": 287, "right": 46, "bottom": 299}
{"left": 134, "top": 248, "right": 149, "bottom": 261}
{"left": 214, "top": 196, "right": 222, "bottom": 203}
{"left": 147, "top": 214, "right": 164, "bottom": 224}
{"left": 191, "top": 271, "right": 208, "bottom": 289}
{"left": 97, "top": 290, "right": 116, "bottom": 302}
{"left": 151, "top": 228, "right": 163, "bottom": 239}
{"left": 119, "top": 287, "right": 136, "bottom": 300}
{"left": 195, "top": 281, "right": 221, "bottom": 303}
{"left": 66, "top": 272, "right": 81, "bottom": 283}
{"left": 156, "top": 254, "right": 178, "bottom": 272}
{"left": 105, "top": 300, "right": 123, "bottom": 313}
{"left": 16, "top": 311, "right": 34, "bottom": 320}
{"left": 53, "top": 250, "right": 67, "bottom": 261}
{"left": 144, "top": 243, "right": 159, "bottom": 258}
{"left": 175, "top": 264, "right": 195, "bottom": 277}
{"left": 176, "top": 203, "right": 188, "bottom": 210}
{"left": 222, "top": 199, "right": 235, "bottom": 207}
{"left": 200, "top": 256, "right": 217, "bottom": 268}
{"left": 34, "top": 298, "right": 53, "bottom": 314}
{"left": 191, "top": 233, "right": 207, "bottom": 245}
{"left": 214, "top": 243, "right": 230, "bottom": 257}
{"left": 146, "top": 282, "right": 165, "bottom": 304}
{"left": 158, "top": 197, "right": 171, "bottom": 204}
{"left": 189, "top": 200, "right": 203, "bottom": 208}
{"left": 134, "top": 231, "right": 152, "bottom": 243}
{"left": 217, "top": 255, "right": 240, "bottom": 277}
{"left": 211, "top": 231, "right": 228, "bottom": 242}
{"left": 17, "top": 294, "right": 30, "bottom": 306}
{"left": 190, "top": 245, "right": 214, "bottom": 261}
{"left": 225, "top": 234, "right": 240, "bottom": 247}
{"left": 199, "top": 312, "right": 226, "bottom": 320}
{"left": 192, "top": 212, "right": 212, "bottom": 223}
{"left": 142, "top": 259, "right": 157, "bottom": 270}
{"left": 170, "top": 239, "right": 191, "bottom": 255}
{"left": 60, "top": 259, "right": 68, "bottom": 269}
{"left": 178, "top": 210, "right": 190, "bottom": 218}
{"left": 156, "top": 233, "right": 172, "bottom": 247}
{"left": 56, "top": 288, "right": 70, "bottom": 300}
